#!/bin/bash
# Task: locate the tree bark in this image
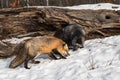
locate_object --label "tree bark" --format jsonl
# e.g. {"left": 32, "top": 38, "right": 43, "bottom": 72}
{"left": 0, "top": 7, "right": 120, "bottom": 40}
{"left": 0, "top": 7, "right": 120, "bottom": 55}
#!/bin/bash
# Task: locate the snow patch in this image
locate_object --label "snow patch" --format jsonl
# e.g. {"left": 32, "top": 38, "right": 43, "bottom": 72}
{"left": 35, "top": 3, "right": 120, "bottom": 10}
{"left": 0, "top": 35, "right": 120, "bottom": 80}
{"left": 66, "top": 3, "right": 120, "bottom": 10}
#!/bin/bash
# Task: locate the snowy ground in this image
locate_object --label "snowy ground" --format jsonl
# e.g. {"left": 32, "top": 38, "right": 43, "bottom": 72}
{"left": 36, "top": 3, "right": 120, "bottom": 10}
{"left": 0, "top": 3, "right": 120, "bottom": 80}
{"left": 65, "top": 3, "right": 120, "bottom": 10}
{"left": 0, "top": 35, "right": 120, "bottom": 80}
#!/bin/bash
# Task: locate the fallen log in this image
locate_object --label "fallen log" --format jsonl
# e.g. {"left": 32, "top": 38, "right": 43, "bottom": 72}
{"left": 0, "top": 7, "right": 120, "bottom": 55}
{"left": 0, "top": 7, "right": 120, "bottom": 40}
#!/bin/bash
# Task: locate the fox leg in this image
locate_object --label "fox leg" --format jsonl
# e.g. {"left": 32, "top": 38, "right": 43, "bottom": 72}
{"left": 52, "top": 49, "right": 66, "bottom": 59}
{"left": 49, "top": 53, "right": 58, "bottom": 60}
{"left": 59, "top": 54, "right": 66, "bottom": 59}
{"left": 24, "top": 55, "right": 34, "bottom": 69}
{"left": 72, "top": 36, "right": 84, "bottom": 50}
{"left": 79, "top": 36, "right": 85, "bottom": 48}
{"left": 31, "top": 59, "right": 40, "bottom": 64}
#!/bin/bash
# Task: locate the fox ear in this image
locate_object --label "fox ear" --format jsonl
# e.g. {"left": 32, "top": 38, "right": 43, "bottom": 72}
{"left": 63, "top": 43, "right": 65, "bottom": 46}
{"left": 62, "top": 43, "right": 66, "bottom": 47}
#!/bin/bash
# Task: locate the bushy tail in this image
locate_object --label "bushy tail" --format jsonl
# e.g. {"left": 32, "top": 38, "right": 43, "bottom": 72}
{"left": 9, "top": 42, "right": 28, "bottom": 68}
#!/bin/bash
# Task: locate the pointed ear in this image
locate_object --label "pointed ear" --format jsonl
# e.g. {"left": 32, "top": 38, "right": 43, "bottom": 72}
{"left": 63, "top": 43, "right": 67, "bottom": 47}
{"left": 62, "top": 43, "right": 65, "bottom": 46}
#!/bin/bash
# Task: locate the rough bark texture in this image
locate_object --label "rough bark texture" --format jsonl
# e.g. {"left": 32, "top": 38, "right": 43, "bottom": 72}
{"left": 0, "top": 7, "right": 120, "bottom": 54}
{"left": 0, "top": 7, "right": 120, "bottom": 40}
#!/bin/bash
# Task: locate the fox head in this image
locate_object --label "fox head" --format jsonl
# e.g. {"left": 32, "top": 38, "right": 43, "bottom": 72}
{"left": 55, "top": 43, "right": 70, "bottom": 58}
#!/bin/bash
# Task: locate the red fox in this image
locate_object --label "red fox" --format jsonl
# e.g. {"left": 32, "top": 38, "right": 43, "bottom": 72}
{"left": 9, "top": 36, "right": 70, "bottom": 69}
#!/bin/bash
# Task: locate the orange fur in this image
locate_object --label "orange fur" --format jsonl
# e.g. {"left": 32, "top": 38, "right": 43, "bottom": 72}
{"left": 9, "top": 36, "right": 69, "bottom": 69}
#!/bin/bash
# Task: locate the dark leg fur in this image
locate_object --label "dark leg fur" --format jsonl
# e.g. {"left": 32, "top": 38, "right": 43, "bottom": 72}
{"left": 59, "top": 54, "right": 66, "bottom": 59}
{"left": 31, "top": 59, "right": 40, "bottom": 64}
{"left": 49, "top": 53, "right": 58, "bottom": 60}
{"left": 52, "top": 49, "right": 66, "bottom": 59}
{"left": 71, "top": 37, "right": 79, "bottom": 50}
{"left": 71, "top": 36, "right": 85, "bottom": 51}
{"left": 24, "top": 55, "right": 34, "bottom": 69}
{"left": 72, "top": 44, "right": 82, "bottom": 51}
{"left": 81, "top": 36, "right": 85, "bottom": 48}
{"left": 77, "top": 36, "right": 85, "bottom": 48}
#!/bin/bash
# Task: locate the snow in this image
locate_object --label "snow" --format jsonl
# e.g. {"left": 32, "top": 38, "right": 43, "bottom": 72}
{"left": 0, "top": 3, "right": 120, "bottom": 80}
{"left": 3, "top": 37, "right": 31, "bottom": 44}
{"left": 0, "top": 35, "right": 120, "bottom": 80}
{"left": 65, "top": 3, "right": 120, "bottom": 10}
{"left": 36, "top": 3, "right": 120, "bottom": 10}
